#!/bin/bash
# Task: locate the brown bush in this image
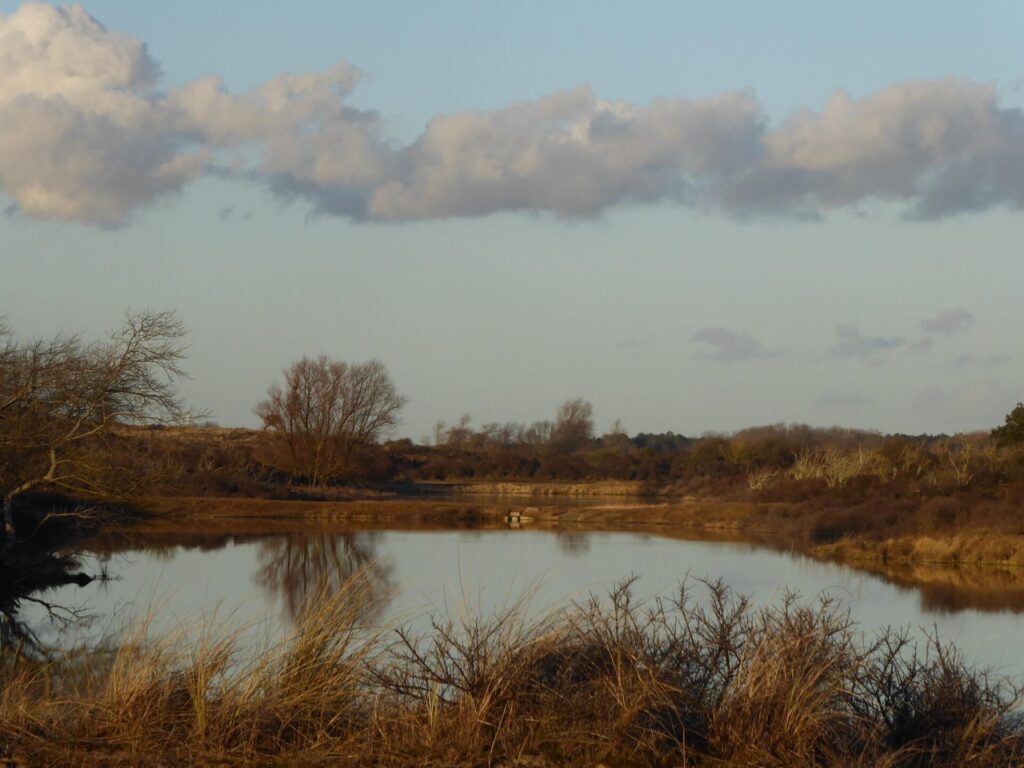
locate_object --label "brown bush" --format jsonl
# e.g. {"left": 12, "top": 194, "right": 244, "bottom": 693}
{"left": 2, "top": 579, "right": 1021, "bottom": 767}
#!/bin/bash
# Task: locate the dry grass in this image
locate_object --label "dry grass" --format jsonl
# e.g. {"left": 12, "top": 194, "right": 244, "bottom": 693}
{"left": 1, "top": 578, "right": 1021, "bottom": 767}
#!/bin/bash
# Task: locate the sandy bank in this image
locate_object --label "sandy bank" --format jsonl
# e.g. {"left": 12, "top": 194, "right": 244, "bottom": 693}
{"left": 139, "top": 495, "right": 1024, "bottom": 570}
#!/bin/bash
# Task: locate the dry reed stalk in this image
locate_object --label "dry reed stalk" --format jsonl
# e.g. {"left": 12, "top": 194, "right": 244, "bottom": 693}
{"left": 0, "top": 577, "right": 1021, "bottom": 766}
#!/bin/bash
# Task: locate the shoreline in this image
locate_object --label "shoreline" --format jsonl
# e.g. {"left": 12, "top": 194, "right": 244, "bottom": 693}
{"left": 137, "top": 493, "right": 1024, "bottom": 570}
{"left": 392, "top": 480, "right": 664, "bottom": 496}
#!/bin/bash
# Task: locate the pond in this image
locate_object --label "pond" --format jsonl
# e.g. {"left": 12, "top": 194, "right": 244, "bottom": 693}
{"left": 15, "top": 517, "right": 1024, "bottom": 677}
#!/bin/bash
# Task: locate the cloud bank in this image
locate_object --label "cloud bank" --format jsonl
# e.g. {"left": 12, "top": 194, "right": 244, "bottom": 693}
{"left": 4, "top": 3, "right": 1024, "bottom": 226}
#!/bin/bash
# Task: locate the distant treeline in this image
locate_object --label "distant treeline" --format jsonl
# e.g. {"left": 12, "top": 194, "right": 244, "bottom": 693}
{"left": 6, "top": 312, "right": 1024, "bottom": 515}
{"left": 115, "top": 417, "right": 1024, "bottom": 508}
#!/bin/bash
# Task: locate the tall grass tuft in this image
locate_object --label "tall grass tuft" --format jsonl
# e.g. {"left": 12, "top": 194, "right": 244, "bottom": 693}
{"left": 1, "top": 577, "right": 1021, "bottom": 766}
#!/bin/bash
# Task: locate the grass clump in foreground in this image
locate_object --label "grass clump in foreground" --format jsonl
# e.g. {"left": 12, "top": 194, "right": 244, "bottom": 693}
{"left": 1, "top": 577, "right": 1022, "bottom": 767}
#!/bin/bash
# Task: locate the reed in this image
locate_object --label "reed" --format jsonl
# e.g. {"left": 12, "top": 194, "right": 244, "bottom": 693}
{"left": 1, "top": 577, "right": 1020, "bottom": 766}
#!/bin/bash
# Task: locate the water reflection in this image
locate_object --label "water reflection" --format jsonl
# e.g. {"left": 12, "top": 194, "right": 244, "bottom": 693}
{"left": 555, "top": 530, "right": 590, "bottom": 555}
{"left": 0, "top": 532, "right": 96, "bottom": 657}
{"left": 79, "top": 526, "right": 397, "bottom": 628}
{"left": 7, "top": 519, "right": 1024, "bottom": 668}
{"left": 848, "top": 560, "right": 1024, "bottom": 613}
{"left": 254, "top": 533, "right": 394, "bottom": 623}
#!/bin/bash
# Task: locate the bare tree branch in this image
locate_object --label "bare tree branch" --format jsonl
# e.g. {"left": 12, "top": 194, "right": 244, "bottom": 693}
{"left": 0, "top": 310, "right": 197, "bottom": 540}
{"left": 254, "top": 356, "right": 406, "bottom": 486}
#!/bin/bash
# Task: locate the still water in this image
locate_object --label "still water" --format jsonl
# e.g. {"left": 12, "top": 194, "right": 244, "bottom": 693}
{"left": 20, "top": 522, "right": 1024, "bottom": 676}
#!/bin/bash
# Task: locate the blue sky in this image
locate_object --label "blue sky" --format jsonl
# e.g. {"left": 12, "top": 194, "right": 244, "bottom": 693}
{"left": 2, "top": 1, "right": 1023, "bottom": 438}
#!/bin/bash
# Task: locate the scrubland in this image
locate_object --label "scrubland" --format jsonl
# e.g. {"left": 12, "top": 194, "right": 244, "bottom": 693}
{"left": 94, "top": 422, "right": 1024, "bottom": 568}
{"left": 2, "top": 577, "right": 1021, "bottom": 767}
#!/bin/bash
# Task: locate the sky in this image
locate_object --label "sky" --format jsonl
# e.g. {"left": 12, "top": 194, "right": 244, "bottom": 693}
{"left": 2, "top": 1, "right": 1024, "bottom": 439}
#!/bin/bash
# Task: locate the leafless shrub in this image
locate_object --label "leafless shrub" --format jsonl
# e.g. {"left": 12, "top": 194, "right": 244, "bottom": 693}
{"left": 3, "top": 580, "right": 1019, "bottom": 766}
{"left": 938, "top": 435, "right": 977, "bottom": 489}
{"left": 748, "top": 468, "right": 779, "bottom": 491}
{"left": 789, "top": 448, "right": 871, "bottom": 489}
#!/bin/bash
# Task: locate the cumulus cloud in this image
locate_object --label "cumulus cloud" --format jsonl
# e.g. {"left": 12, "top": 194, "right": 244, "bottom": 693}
{"left": 4, "top": 3, "right": 1024, "bottom": 226}
{"left": 827, "top": 325, "right": 904, "bottom": 362}
{"left": 0, "top": 3, "right": 386, "bottom": 225}
{"left": 367, "top": 87, "right": 763, "bottom": 220}
{"left": 921, "top": 308, "right": 975, "bottom": 337}
{"left": 167, "top": 63, "right": 393, "bottom": 219}
{"left": 727, "top": 81, "right": 1024, "bottom": 219}
{"left": 692, "top": 327, "right": 770, "bottom": 363}
{"left": 0, "top": 3, "right": 203, "bottom": 224}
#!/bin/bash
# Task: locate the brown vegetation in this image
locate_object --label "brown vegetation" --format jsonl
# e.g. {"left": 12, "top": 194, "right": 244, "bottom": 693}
{"left": 0, "top": 310, "right": 193, "bottom": 540}
{"left": 95, "top": 419, "right": 1024, "bottom": 502}
{"left": 5, "top": 308, "right": 1024, "bottom": 574}
{"left": 2, "top": 578, "right": 1021, "bottom": 767}
{"left": 76, "top": 417, "right": 1024, "bottom": 568}
{"left": 254, "top": 356, "right": 406, "bottom": 487}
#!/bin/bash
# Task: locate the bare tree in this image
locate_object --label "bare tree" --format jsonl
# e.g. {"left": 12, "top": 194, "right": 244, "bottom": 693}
{"left": 602, "top": 419, "right": 631, "bottom": 449}
{"left": 0, "top": 311, "right": 193, "bottom": 540}
{"left": 432, "top": 419, "right": 447, "bottom": 447}
{"left": 551, "top": 397, "right": 594, "bottom": 453}
{"left": 445, "top": 413, "right": 473, "bottom": 450}
{"left": 255, "top": 356, "right": 406, "bottom": 485}
{"left": 525, "top": 419, "right": 554, "bottom": 446}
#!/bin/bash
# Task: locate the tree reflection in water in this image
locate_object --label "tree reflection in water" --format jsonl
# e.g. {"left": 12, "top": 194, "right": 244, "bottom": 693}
{"left": 254, "top": 533, "right": 394, "bottom": 625}
{"left": 0, "top": 548, "right": 96, "bottom": 659}
{"left": 555, "top": 531, "right": 591, "bottom": 555}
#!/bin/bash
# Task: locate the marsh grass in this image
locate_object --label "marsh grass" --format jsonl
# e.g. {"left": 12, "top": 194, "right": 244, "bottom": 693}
{"left": 1, "top": 576, "right": 1021, "bottom": 766}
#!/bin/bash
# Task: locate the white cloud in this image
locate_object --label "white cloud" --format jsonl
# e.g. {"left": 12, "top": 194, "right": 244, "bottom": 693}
{"left": 729, "top": 80, "right": 1021, "bottom": 218}
{"left": 3, "top": 3, "right": 1024, "bottom": 227}
{"left": 0, "top": 3, "right": 386, "bottom": 225}
{"left": 367, "top": 87, "right": 763, "bottom": 220}
{"left": 167, "top": 65, "right": 395, "bottom": 219}
{"left": 0, "top": 2, "right": 156, "bottom": 110}
{"left": 0, "top": 3, "right": 201, "bottom": 224}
